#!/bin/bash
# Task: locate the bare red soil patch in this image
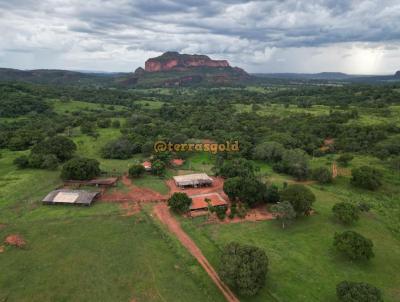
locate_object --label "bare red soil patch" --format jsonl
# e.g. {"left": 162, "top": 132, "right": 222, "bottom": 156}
{"left": 120, "top": 201, "right": 141, "bottom": 216}
{"left": 4, "top": 234, "right": 26, "bottom": 248}
{"left": 153, "top": 203, "right": 239, "bottom": 302}
{"left": 100, "top": 175, "right": 167, "bottom": 203}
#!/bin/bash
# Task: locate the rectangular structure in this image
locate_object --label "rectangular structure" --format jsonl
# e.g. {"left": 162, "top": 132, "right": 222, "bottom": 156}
{"left": 42, "top": 189, "right": 100, "bottom": 206}
{"left": 173, "top": 173, "right": 213, "bottom": 188}
{"left": 190, "top": 193, "right": 227, "bottom": 211}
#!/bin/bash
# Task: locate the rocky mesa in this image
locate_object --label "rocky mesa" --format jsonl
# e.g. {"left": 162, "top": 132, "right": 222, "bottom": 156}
{"left": 144, "top": 51, "right": 231, "bottom": 72}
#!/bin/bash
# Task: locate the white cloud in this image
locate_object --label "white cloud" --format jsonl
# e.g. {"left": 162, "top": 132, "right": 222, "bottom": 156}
{"left": 0, "top": 0, "right": 399, "bottom": 73}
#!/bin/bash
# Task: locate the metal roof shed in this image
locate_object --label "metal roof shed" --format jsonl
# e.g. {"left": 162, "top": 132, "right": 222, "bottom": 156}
{"left": 42, "top": 189, "right": 100, "bottom": 206}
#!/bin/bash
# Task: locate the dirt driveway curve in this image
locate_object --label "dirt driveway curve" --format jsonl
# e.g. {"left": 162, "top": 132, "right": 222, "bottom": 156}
{"left": 153, "top": 203, "right": 240, "bottom": 302}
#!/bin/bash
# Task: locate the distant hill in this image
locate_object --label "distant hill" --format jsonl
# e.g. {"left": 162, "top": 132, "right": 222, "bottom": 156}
{"left": 395, "top": 71, "right": 400, "bottom": 78}
{"left": 131, "top": 52, "right": 250, "bottom": 87}
{"left": 0, "top": 68, "right": 125, "bottom": 86}
{"left": 254, "top": 72, "right": 400, "bottom": 83}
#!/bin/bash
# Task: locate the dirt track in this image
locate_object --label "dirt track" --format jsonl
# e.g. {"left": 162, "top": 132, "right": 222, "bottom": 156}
{"left": 153, "top": 203, "right": 240, "bottom": 302}
{"left": 100, "top": 175, "right": 167, "bottom": 202}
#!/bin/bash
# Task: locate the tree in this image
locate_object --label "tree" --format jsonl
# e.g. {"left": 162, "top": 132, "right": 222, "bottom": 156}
{"left": 101, "top": 138, "right": 139, "bottom": 159}
{"left": 253, "top": 141, "right": 285, "bottom": 162}
{"left": 223, "top": 177, "right": 242, "bottom": 201}
{"left": 311, "top": 166, "right": 332, "bottom": 184}
{"left": 128, "top": 164, "right": 145, "bottom": 178}
{"left": 219, "top": 242, "right": 268, "bottom": 296}
{"left": 271, "top": 201, "right": 296, "bottom": 229}
{"left": 336, "top": 281, "right": 383, "bottom": 302}
{"left": 351, "top": 166, "right": 382, "bottom": 190}
{"left": 280, "top": 185, "right": 315, "bottom": 216}
{"left": 61, "top": 157, "right": 101, "bottom": 180}
{"left": 332, "top": 202, "right": 359, "bottom": 224}
{"left": 337, "top": 154, "right": 354, "bottom": 167}
{"left": 333, "top": 231, "right": 374, "bottom": 261}
{"left": 167, "top": 192, "right": 192, "bottom": 214}
{"left": 265, "top": 184, "right": 280, "bottom": 203}
{"left": 223, "top": 176, "right": 266, "bottom": 208}
{"left": 218, "top": 158, "right": 256, "bottom": 178}
{"left": 31, "top": 136, "right": 77, "bottom": 162}
{"left": 273, "top": 149, "right": 310, "bottom": 180}
{"left": 151, "top": 159, "right": 166, "bottom": 176}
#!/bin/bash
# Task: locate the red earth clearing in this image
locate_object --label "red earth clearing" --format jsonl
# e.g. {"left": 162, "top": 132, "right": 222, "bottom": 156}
{"left": 100, "top": 175, "right": 167, "bottom": 203}
{"left": 4, "top": 234, "right": 26, "bottom": 248}
{"left": 153, "top": 203, "right": 239, "bottom": 302}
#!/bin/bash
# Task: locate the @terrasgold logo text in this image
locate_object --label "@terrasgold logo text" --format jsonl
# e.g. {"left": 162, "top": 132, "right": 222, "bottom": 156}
{"left": 154, "top": 141, "right": 239, "bottom": 154}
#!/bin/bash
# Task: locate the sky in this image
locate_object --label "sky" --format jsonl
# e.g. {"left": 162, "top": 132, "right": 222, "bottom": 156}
{"left": 0, "top": 0, "right": 400, "bottom": 74}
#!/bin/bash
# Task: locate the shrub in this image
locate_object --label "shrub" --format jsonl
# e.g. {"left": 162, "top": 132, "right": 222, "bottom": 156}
{"left": 337, "top": 154, "right": 354, "bottom": 167}
{"left": 97, "top": 119, "right": 111, "bottom": 128}
{"left": 332, "top": 202, "right": 359, "bottom": 224}
{"left": 229, "top": 204, "right": 237, "bottom": 219}
{"left": 111, "top": 120, "right": 121, "bottom": 128}
{"left": 129, "top": 164, "right": 145, "bottom": 178}
{"left": 351, "top": 166, "right": 382, "bottom": 190}
{"left": 61, "top": 157, "right": 101, "bottom": 180}
{"left": 215, "top": 206, "right": 228, "bottom": 220}
{"left": 13, "top": 155, "right": 30, "bottom": 169}
{"left": 311, "top": 166, "right": 333, "bottom": 184}
{"left": 358, "top": 202, "right": 371, "bottom": 212}
{"left": 333, "top": 231, "right": 374, "bottom": 261}
{"left": 265, "top": 184, "right": 280, "bottom": 203}
{"left": 167, "top": 193, "right": 192, "bottom": 214}
{"left": 40, "top": 154, "right": 59, "bottom": 170}
{"left": 336, "top": 281, "right": 383, "bottom": 302}
{"left": 236, "top": 203, "right": 248, "bottom": 218}
{"left": 220, "top": 242, "right": 268, "bottom": 296}
{"left": 280, "top": 184, "right": 316, "bottom": 216}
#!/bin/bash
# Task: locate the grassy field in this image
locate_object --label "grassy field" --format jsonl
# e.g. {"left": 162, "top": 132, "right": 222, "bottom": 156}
{"left": 0, "top": 209, "right": 225, "bottom": 302}
{"left": 2, "top": 99, "right": 400, "bottom": 302}
{"left": 0, "top": 141, "right": 224, "bottom": 302}
{"left": 179, "top": 165, "right": 400, "bottom": 301}
{"left": 133, "top": 174, "right": 170, "bottom": 195}
{"left": 71, "top": 127, "right": 143, "bottom": 173}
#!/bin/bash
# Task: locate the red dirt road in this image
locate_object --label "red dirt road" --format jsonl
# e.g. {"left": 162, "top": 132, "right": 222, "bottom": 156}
{"left": 100, "top": 175, "right": 167, "bottom": 203}
{"left": 153, "top": 203, "right": 240, "bottom": 302}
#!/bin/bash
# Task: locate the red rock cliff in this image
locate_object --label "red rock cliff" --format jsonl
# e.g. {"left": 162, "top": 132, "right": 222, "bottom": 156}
{"left": 145, "top": 51, "right": 230, "bottom": 72}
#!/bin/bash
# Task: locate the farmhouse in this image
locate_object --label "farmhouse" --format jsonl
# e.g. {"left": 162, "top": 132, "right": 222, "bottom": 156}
{"left": 190, "top": 193, "right": 227, "bottom": 211}
{"left": 142, "top": 161, "right": 152, "bottom": 171}
{"left": 173, "top": 173, "right": 213, "bottom": 188}
{"left": 42, "top": 189, "right": 100, "bottom": 206}
{"left": 171, "top": 158, "right": 185, "bottom": 166}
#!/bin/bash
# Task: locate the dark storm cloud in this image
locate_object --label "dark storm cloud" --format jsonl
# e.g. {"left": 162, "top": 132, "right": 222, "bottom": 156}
{"left": 0, "top": 0, "right": 400, "bottom": 72}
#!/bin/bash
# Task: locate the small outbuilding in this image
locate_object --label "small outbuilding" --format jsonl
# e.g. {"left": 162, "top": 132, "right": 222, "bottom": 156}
{"left": 142, "top": 161, "right": 152, "bottom": 171}
{"left": 190, "top": 193, "right": 227, "bottom": 211}
{"left": 42, "top": 189, "right": 100, "bottom": 206}
{"left": 173, "top": 173, "right": 213, "bottom": 188}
